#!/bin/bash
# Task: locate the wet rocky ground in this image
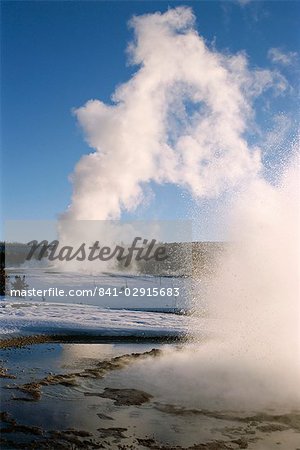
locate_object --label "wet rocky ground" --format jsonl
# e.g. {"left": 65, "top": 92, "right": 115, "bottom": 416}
{"left": 1, "top": 339, "right": 300, "bottom": 450}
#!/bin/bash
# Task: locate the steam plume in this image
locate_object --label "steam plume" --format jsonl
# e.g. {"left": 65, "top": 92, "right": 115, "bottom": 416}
{"left": 64, "top": 7, "right": 285, "bottom": 220}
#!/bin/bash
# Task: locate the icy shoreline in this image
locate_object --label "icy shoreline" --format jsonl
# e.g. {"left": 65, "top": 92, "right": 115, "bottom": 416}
{"left": 0, "top": 300, "right": 195, "bottom": 338}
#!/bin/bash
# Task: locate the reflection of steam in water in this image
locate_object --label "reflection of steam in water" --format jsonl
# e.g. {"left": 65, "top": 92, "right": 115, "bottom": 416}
{"left": 60, "top": 343, "right": 158, "bottom": 367}
{"left": 60, "top": 343, "right": 115, "bottom": 366}
{"left": 46, "top": 342, "right": 161, "bottom": 399}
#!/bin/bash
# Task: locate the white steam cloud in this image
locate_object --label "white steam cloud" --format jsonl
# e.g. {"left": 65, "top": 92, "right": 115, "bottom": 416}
{"left": 58, "top": 7, "right": 300, "bottom": 411}
{"left": 64, "top": 7, "right": 286, "bottom": 221}
{"left": 121, "top": 158, "right": 300, "bottom": 412}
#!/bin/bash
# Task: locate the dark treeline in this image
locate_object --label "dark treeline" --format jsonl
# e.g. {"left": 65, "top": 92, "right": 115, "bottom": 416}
{"left": 0, "top": 241, "right": 225, "bottom": 285}
{"left": 1, "top": 242, "right": 44, "bottom": 267}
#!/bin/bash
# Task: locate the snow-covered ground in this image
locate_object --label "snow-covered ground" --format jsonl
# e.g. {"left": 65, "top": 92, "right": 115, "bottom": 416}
{"left": 1, "top": 270, "right": 202, "bottom": 338}
{"left": 6, "top": 269, "right": 192, "bottom": 309}
{"left": 0, "top": 300, "right": 197, "bottom": 337}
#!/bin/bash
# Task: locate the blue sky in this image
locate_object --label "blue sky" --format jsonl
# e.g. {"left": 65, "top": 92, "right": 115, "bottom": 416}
{"left": 1, "top": 1, "right": 299, "bottom": 240}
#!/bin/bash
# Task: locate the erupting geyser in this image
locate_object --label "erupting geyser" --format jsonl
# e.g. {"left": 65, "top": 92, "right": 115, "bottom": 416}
{"left": 61, "top": 7, "right": 299, "bottom": 410}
